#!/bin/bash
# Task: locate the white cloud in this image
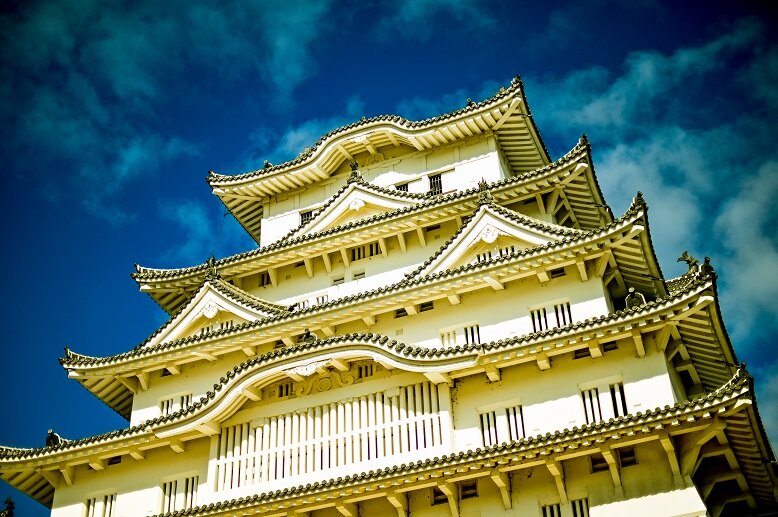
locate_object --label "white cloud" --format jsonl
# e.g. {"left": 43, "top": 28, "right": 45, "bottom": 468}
{"left": 0, "top": 0, "right": 335, "bottom": 223}
{"left": 376, "top": 0, "right": 495, "bottom": 41}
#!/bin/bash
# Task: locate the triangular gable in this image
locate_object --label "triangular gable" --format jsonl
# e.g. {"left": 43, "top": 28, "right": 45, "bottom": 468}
{"left": 142, "top": 279, "right": 283, "bottom": 349}
{"left": 415, "top": 204, "right": 584, "bottom": 276}
{"left": 295, "top": 182, "right": 420, "bottom": 237}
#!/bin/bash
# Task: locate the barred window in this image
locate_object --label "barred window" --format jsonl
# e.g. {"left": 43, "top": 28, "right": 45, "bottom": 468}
{"left": 531, "top": 308, "right": 549, "bottom": 332}
{"left": 581, "top": 388, "right": 602, "bottom": 424}
{"left": 85, "top": 493, "right": 117, "bottom": 517}
{"left": 161, "top": 475, "right": 198, "bottom": 513}
{"left": 554, "top": 302, "right": 573, "bottom": 327}
{"left": 571, "top": 498, "right": 590, "bottom": 517}
{"left": 610, "top": 382, "right": 628, "bottom": 417}
{"left": 542, "top": 503, "right": 561, "bottom": 517}
{"left": 300, "top": 210, "right": 314, "bottom": 224}
{"left": 428, "top": 173, "right": 442, "bottom": 195}
{"left": 464, "top": 324, "right": 480, "bottom": 345}
{"left": 395, "top": 183, "right": 409, "bottom": 192}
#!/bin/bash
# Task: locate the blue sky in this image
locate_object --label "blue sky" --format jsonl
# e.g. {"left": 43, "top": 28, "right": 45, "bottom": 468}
{"left": 1, "top": 1, "right": 776, "bottom": 514}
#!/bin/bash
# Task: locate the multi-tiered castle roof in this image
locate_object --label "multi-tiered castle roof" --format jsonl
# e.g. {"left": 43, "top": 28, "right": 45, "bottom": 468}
{"left": 2, "top": 77, "right": 776, "bottom": 516}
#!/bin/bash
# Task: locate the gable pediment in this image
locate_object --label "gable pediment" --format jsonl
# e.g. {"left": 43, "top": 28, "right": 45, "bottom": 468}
{"left": 143, "top": 280, "right": 283, "bottom": 348}
{"left": 416, "top": 205, "right": 583, "bottom": 276}
{"left": 296, "top": 182, "right": 419, "bottom": 236}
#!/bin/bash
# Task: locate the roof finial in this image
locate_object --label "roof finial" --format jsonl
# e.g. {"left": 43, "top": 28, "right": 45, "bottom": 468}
{"left": 633, "top": 191, "right": 646, "bottom": 209}
{"left": 302, "top": 329, "right": 317, "bottom": 345}
{"left": 348, "top": 161, "right": 363, "bottom": 183}
{"left": 701, "top": 256, "right": 716, "bottom": 278}
{"left": 580, "top": 133, "right": 589, "bottom": 146}
{"left": 512, "top": 75, "right": 523, "bottom": 87}
{"left": 205, "top": 256, "right": 220, "bottom": 280}
{"left": 263, "top": 160, "right": 272, "bottom": 169}
{"left": 466, "top": 98, "right": 475, "bottom": 107}
{"left": 477, "top": 178, "right": 493, "bottom": 205}
{"left": 625, "top": 287, "right": 646, "bottom": 309}
{"left": 46, "top": 429, "right": 63, "bottom": 447}
{"left": 677, "top": 251, "right": 699, "bottom": 272}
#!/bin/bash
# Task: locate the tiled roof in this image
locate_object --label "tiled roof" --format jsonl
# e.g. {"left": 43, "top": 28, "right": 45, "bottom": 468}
{"left": 134, "top": 137, "right": 596, "bottom": 285}
{"left": 406, "top": 200, "right": 586, "bottom": 278}
{"left": 68, "top": 203, "right": 653, "bottom": 371}
{"left": 207, "top": 76, "right": 550, "bottom": 186}
{"left": 150, "top": 368, "right": 755, "bottom": 516}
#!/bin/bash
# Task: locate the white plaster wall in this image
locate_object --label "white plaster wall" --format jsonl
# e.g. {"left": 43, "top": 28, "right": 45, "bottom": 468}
{"left": 258, "top": 136, "right": 504, "bottom": 247}
{"left": 51, "top": 438, "right": 210, "bottom": 517}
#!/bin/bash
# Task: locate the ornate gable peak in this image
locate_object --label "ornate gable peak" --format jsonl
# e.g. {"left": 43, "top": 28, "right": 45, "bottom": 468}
{"left": 288, "top": 179, "right": 424, "bottom": 239}
{"left": 412, "top": 203, "right": 583, "bottom": 277}
{"left": 139, "top": 277, "right": 286, "bottom": 350}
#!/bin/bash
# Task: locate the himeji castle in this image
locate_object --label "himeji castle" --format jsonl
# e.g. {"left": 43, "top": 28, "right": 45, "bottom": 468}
{"left": 2, "top": 77, "right": 777, "bottom": 516}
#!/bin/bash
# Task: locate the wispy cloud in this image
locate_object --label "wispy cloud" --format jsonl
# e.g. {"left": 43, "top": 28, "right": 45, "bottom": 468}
{"left": 376, "top": 0, "right": 495, "bottom": 41}
{"left": 240, "top": 96, "right": 365, "bottom": 171}
{"left": 158, "top": 199, "right": 256, "bottom": 267}
{"left": 0, "top": 0, "right": 334, "bottom": 223}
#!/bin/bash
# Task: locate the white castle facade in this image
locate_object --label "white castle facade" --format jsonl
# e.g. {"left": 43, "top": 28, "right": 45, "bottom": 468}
{"left": 2, "top": 77, "right": 777, "bottom": 516}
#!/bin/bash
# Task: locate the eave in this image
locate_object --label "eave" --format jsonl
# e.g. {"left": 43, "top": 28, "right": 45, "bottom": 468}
{"left": 209, "top": 77, "right": 551, "bottom": 243}
{"left": 137, "top": 139, "right": 611, "bottom": 315}
{"left": 2, "top": 366, "right": 765, "bottom": 511}
{"left": 72, "top": 203, "right": 654, "bottom": 378}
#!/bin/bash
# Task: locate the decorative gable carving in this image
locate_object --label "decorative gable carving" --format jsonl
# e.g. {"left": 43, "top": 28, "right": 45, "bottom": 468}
{"left": 416, "top": 205, "right": 582, "bottom": 277}
{"left": 295, "top": 183, "right": 419, "bottom": 237}
{"left": 142, "top": 281, "right": 282, "bottom": 348}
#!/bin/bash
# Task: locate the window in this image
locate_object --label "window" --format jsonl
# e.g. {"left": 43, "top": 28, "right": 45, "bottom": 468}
{"left": 499, "top": 245, "right": 515, "bottom": 257}
{"left": 85, "top": 493, "right": 117, "bottom": 517}
{"left": 581, "top": 388, "right": 602, "bottom": 424}
{"left": 549, "top": 267, "right": 566, "bottom": 279}
{"left": 300, "top": 210, "right": 314, "bottom": 224}
{"left": 316, "top": 294, "right": 328, "bottom": 304}
{"left": 571, "top": 498, "right": 590, "bottom": 517}
{"left": 277, "top": 381, "right": 294, "bottom": 398}
{"left": 274, "top": 339, "right": 285, "bottom": 348}
{"left": 425, "top": 224, "right": 441, "bottom": 232}
{"left": 602, "top": 342, "right": 618, "bottom": 352}
{"left": 590, "top": 452, "right": 609, "bottom": 472}
{"left": 259, "top": 271, "right": 271, "bottom": 287}
{"left": 480, "top": 410, "right": 499, "bottom": 446}
{"left": 350, "top": 242, "right": 380, "bottom": 262}
{"left": 353, "top": 271, "right": 365, "bottom": 280}
{"left": 440, "top": 329, "right": 457, "bottom": 347}
{"left": 554, "top": 302, "right": 572, "bottom": 327}
{"left": 618, "top": 446, "right": 638, "bottom": 467}
{"left": 460, "top": 480, "right": 478, "bottom": 500}
{"left": 506, "top": 405, "right": 525, "bottom": 440}
{"left": 464, "top": 324, "right": 480, "bottom": 345}
{"left": 160, "top": 398, "right": 174, "bottom": 416}
{"left": 574, "top": 348, "right": 592, "bottom": 360}
{"left": 428, "top": 173, "right": 442, "bottom": 195}
{"left": 476, "top": 251, "right": 492, "bottom": 263}
{"left": 332, "top": 276, "right": 345, "bottom": 285}
{"left": 395, "top": 308, "right": 408, "bottom": 318}
{"left": 161, "top": 475, "right": 198, "bottom": 513}
{"left": 179, "top": 393, "right": 192, "bottom": 409}
{"left": 419, "top": 301, "right": 434, "bottom": 312}
{"left": 432, "top": 487, "right": 448, "bottom": 505}
{"left": 297, "top": 299, "right": 309, "bottom": 309}
{"left": 395, "top": 183, "right": 409, "bottom": 192}
{"left": 357, "top": 364, "right": 374, "bottom": 379}
{"left": 610, "top": 382, "right": 628, "bottom": 417}
{"left": 531, "top": 308, "right": 549, "bottom": 332}
{"left": 542, "top": 503, "right": 562, "bottom": 517}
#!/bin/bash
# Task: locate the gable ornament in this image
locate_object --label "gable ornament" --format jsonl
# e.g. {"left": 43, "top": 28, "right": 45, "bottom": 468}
{"left": 480, "top": 226, "right": 499, "bottom": 244}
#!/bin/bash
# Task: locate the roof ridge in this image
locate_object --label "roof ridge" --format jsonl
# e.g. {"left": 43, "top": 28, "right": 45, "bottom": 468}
{"left": 134, "top": 141, "right": 594, "bottom": 283}
{"left": 207, "top": 78, "right": 525, "bottom": 185}
{"left": 62, "top": 271, "right": 711, "bottom": 370}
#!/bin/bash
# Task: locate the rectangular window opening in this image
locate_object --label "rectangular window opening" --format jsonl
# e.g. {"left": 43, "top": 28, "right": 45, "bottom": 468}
{"left": 277, "top": 381, "right": 294, "bottom": 398}
{"left": 549, "top": 267, "right": 566, "bottom": 279}
{"left": 572, "top": 498, "right": 590, "bottom": 517}
{"left": 542, "top": 503, "right": 562, "bottom": 517}
{"left": 574, "top": 348, "right": 592, "bottom": 360}
{"left": 581, "top": 388, "right": 602, "bottom": 424}
{"left": 554, "top": 302, "right": 572, "bottom": 328}
{"left": 316, "top": 294, "right": 329, "bottom": 305}
{"left": 464, "top": 324, "right": 480, "bottom": 345}
{"left": 531, "top": 308, "right": 549, "bottom": 332}
{"left": 332, "top": 276, "right": 345, "bottom": 286}
{"left": 300, "top": 210, "right": 314, "bottom": 224}
{"left": 460, "top": 480, "right": 478, "bottom": 500}
{"left": 428, "top": 173, "right": 442, "bottom": 195}
{"left": 479, "top": 410, "right": 499, "bottom": 446}
{"left": 395, "top": 308, "right": 408, "bottom": 318}
{"left": 395, "top": 183, "right": 409, "bottom": 192}
{"left": 357, "top": 364, "right": 374, "bottom": 379}
{"left": 425, "top": 224, "right": 441, "bottom": 232}
{"left": 618, "top": 446, "right": 638, "bottom": 468}
{"left": 432, "top": 487, "right": 448, "bottom": 505}
{"left": 353, "top": 271, "right": 365, "bottom": 280}
{"left": 259, "top": 271, "right": 272, "bottom": 287}
{"left": 591, "top": 453, "right": 609, "bottom": 473}
{"left": 419, "top": 301, "right": 434, "bottom": 312}
{"left": 610, "top": 382, "right": 628, "bottom": 418}
{"left": 440, "top": 329, "right": 457, "bottom": 347}
{"left": 506, "top": 405, "right": 525, "bottom": 441}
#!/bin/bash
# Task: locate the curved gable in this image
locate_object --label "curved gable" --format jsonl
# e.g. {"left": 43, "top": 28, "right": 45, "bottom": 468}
{"left": 415, "top": 203, "right": 584, "bottom": 277}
